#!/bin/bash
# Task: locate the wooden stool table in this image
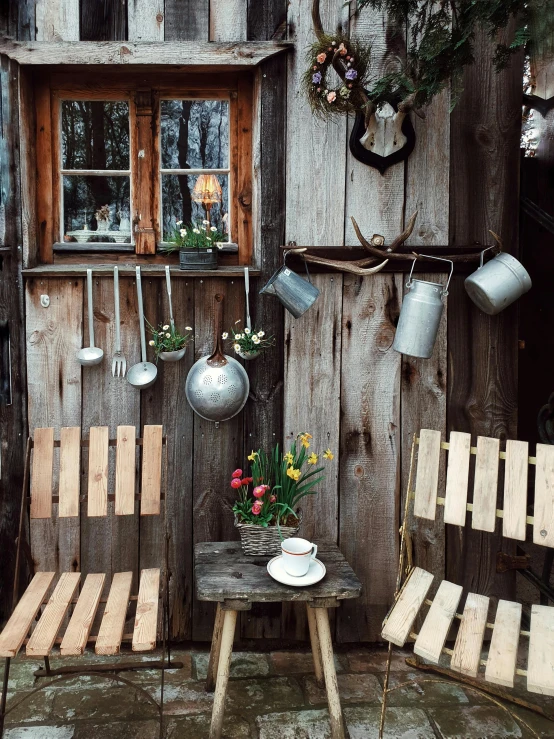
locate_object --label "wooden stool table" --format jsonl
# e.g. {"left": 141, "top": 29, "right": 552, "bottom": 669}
{"left": 195, "top": 541, "right": 362, "bottom": 739}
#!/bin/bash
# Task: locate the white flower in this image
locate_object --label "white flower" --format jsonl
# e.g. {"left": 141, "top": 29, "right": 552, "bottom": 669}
{"left": 176, "top": 220, "right": 182, "bottom": 226}
{"left": 235, "top": 333, "right": 242, "bottom": 340}
{"left": 180, "top": 228, "right": 186, "bottom": 237}
{"left": 203, "top": 219, "right": 209, "bottom": 225}
{"left": 201, "top": 225, "right": 206, "bottom": 231}
{"left": 166, "top": 333, "right": 171, "bottom": 338}
{"left": 234, "top": 343, "right": 241, "bottom": 352}
{"left": 210, "top": 226, "right": 217, "bottom": 232}
{"left": 206, "top": 237, "right": 212, "bottom": 241}
{"left": 244, "top": 328, "right": 251, "bottom": 335}
{"left": 163, "top": 324, "right": 169, "bottom": 331}
{"left": 252, "top": 335, "right": 261, "bottom": 344}
{"left": 257, "top": 330, "right": 265, "bottom": 337}
{"left": 193, "top": 228, "right": 200, "bottom": 234}
{"left": 185, "top": 326, "right": 193, "bottom": 331}
{"left": 222, "top": 332, "right": 229, "bottom": 339}
{"left": 149, "top": 340, "right": 155, "bottom": 346}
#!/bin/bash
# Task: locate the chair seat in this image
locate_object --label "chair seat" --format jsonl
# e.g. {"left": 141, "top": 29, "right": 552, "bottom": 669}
{"left": 381, "top": 567, "right": 554, "bottom": 697}
{"left": 0, "top": 568, "right": 160, "bottom": 659}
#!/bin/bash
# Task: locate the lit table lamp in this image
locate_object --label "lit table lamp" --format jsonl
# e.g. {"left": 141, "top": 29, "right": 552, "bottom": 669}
{"left": 191, "top": 174, "right": 222, "bottom": 229}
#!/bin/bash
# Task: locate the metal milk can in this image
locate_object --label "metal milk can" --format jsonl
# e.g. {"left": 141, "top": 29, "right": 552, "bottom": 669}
{"left": 464, "top": 246, "right": 531, "bottom": 315}
{"left": 260, "top": 251, "right": 320, "bottom": 319}
{"left": 393, "top": 255, "right": 453, "bottom": 359}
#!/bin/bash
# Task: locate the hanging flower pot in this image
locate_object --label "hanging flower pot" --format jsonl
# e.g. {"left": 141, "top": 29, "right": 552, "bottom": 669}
{"left": 393, "top": 256, "right": 453, "bottom": 359}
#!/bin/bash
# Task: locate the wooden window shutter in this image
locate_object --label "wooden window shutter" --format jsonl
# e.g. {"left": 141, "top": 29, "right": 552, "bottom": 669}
{"left": 132, "top": 89, "right": 157, "bottom": 254}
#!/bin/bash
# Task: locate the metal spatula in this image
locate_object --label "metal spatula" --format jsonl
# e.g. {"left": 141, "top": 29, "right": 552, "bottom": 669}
{"left": 111, "top": 266, "right": 126, "bottom": 377}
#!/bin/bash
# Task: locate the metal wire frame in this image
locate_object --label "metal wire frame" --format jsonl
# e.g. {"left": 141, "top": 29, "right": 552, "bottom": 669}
{"left": 378, "top": 434, "right": 551, "bottom": 739}
{"left": 0, "top": 432, "right": 182, "bottom": 739}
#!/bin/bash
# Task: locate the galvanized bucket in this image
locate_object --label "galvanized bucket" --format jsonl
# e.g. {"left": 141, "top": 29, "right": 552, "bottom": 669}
{"left": 393, "top": 255, "right": 453, "bottom": 359}
{"left": 464, "top": 247, "right": 531, "bottom": 315}
{"left": 259, "top": 252, "right": 320, "bottom": 319}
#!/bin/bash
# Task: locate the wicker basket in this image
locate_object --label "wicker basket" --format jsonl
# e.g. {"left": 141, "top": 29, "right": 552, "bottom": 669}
{"left": 234, "top": 510, "right": 302, "bottom": 556}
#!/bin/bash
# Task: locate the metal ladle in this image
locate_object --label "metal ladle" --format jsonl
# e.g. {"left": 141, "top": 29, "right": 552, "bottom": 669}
{"left": 127, "top": 266, "right": 158, "bottom": 389}
{"left": 77, "top": 269, "right": 104, "bottom": 366}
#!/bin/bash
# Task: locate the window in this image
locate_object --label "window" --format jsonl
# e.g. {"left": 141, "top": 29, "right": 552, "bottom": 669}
{"left": 37, "top": 72, "right": 253, "bottom": 265}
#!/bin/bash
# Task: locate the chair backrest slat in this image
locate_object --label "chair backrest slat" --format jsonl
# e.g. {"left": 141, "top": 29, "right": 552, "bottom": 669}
{"left": 443, "top": 431, "right": 471, "bottom": 526}
{"left": 472, "top": 436, "right": 500, "bottom": 533}
{"left": 30, "top": 427, "right": 54, "bottom": 519}
{"left": 115, "top": 425, "right": 136, "bottom": 516}
{"left": 503, "top": 440, "right": 528, "bottom": 541}
{"left": 533, "top": 444, "right": 554, "bottom": 547}
{"left": 59, "top": 427, "right": 81, "bottom": 518}
{"left": 87, "top": 426, "right": 109, "bottom": 517}
{"left": 141, "top": 425, "right": 163, "bottom": 516}
{"left": 414, "top": 429, "right": 441, "bottom": 521}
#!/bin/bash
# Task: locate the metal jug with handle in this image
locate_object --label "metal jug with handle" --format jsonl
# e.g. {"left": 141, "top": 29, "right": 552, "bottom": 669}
{"left": 464, "top": 246, "right": 531, "bottom": 316}
{"left": 259, "top": 251, "right": 320, "bottom": 319}
{"left": 393, "top": 255, "right": 453, "bottom": 359}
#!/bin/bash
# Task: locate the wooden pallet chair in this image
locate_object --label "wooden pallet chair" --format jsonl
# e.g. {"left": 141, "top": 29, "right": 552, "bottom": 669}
{"left": 379, "top": 430, "right": 554, "bottom": 739}
{"left": 0, "top": 425, "right": 183, "bottom": 738}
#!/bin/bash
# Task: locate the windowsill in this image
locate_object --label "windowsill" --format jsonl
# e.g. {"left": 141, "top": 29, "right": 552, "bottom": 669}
{"left": 22, "top": 264, "right": 259, "bottom": 278}
{"left": 52, "top": 242, "right": 239, "bottom": 254}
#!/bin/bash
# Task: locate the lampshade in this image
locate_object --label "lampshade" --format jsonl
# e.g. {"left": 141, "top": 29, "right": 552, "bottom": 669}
{"left": 191, "top": 174, "right": 222, "bottom": 204}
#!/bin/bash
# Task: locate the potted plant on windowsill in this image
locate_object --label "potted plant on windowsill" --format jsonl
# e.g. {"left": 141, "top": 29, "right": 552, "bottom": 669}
{"left": 147, "top": 321, "right": 194, "bottom": 362}
{"left": 223, "top": 320, "right": 274, "bottom": 360}
{"left": 160, "top": 220, "right": 226, "bottom": 270}
{"left": 232, "top": 433, "right": 334, "bottom": 556}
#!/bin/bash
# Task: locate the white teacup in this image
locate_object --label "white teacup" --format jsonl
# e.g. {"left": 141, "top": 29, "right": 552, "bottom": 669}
{"left": 281, "top": 537, "right": 318, "bottom": 577}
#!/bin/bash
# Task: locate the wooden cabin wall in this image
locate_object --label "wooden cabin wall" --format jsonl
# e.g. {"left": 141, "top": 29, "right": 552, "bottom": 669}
{"left": 0, "top": 0, "right": 523, "bottom": 641}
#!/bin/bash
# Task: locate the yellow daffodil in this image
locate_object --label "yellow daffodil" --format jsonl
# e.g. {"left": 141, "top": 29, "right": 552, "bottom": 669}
{"left": 299, "top": 432, "right": 312, "bottom": 448}
{"left": 247, "top": 450, "right": 258, "bottom": 461}
{"left": 286, "top": 467, "right": 301, "bottom": 481}
{"left": 283, "top": 451, "right": 294, "bottom": 465}
{"left": 307, "top": 452, "right": 318, "bottom": 465}
{"left": 323, "top": 448, "right": 334, "bottom": 461}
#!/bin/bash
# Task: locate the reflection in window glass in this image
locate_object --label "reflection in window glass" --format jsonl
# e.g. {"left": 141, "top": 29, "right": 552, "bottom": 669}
{"left": 162, "top": 174, "right": 228, "bottom": 241}
{"left": 160, "top": 100, "right": 229, "bottom": 170}
{"left": 61, "top": 101, "right": 130, "bottom": 170}
{"left": 63, "top": 175, "right": 131, "bottom": 243}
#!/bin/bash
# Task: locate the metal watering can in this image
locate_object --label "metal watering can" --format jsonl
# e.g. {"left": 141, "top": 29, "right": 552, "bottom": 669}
{"left": 393, "top": 255, "right": 453, "bottom": 359}
{"left": 260, "top": 251, "right": 320, "bottom": 319}
{"left": 464, "top": 246, "right": 531, "bottom": 316}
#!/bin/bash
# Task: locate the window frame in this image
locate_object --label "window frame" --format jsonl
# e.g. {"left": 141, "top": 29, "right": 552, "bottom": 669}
{"left": 35, "top": 70, "right": 253, "bottom": 266}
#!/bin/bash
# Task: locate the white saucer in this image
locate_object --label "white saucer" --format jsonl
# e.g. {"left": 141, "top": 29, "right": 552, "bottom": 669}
{"left": 267, "top": 555, "right": 326, "bottom": 587}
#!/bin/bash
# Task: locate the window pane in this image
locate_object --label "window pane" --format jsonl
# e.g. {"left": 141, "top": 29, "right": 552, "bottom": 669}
{"left": 161, "top": 174, "right": 229, "bottom": 241}
{"left": 63, "top": 175, "right": 131, "bottom": 243}
{"left": 160, "top": 100, "right": 229, "bottom": 170}
{"left": 61, "top": 101, "right": 130, "bottom": 170}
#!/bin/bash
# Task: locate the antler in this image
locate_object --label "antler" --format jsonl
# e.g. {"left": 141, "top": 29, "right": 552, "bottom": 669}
{"left": 353, "top": 211, "right": 418, "bottom": 255}
{"left": 289, "top": 248, "right": 389, "bottom": 276}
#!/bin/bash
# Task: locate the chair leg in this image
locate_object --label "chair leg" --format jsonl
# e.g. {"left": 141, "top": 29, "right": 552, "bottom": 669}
{"left": 0, "top": 657, "right": 10, "bottom": 738}
{"left": 313, "top": 608, "right": 347, "bottom": 739}
{"left": 306, "top": 603, "right": 324, "bottom": 689}
{"left": 209, "top": 609, "right": 237, "bottom": 739}
{"left": 206, "top": 603, "right": 225, "bottom": 692}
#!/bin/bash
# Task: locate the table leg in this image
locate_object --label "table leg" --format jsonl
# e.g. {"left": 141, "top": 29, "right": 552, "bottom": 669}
{"left": 206, "top": 603, "right": 225, "bottom": 692}
{"left": 209, "top": 609, "right": 237, "bottom": 739}
{"left": 306, "top": 603, "right": 324, "bottom": 689}
{"left": 314, "top": 607, "right": 347, "bottom": 739}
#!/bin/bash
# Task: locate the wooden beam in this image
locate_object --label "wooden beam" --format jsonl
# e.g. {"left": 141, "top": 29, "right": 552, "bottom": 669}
{"left": 0, "top": 40, "right": 293, "bottom": 67}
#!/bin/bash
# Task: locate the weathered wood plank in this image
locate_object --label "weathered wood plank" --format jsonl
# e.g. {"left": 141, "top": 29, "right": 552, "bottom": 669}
{"left": 19, "top": 65, "right": 37, "bottom": 268}
{"left": 281, "top": 274, "right": 342, "bottom": 641}
{"left": 87, "top": 426, "right": 109, "bottom": 518}
{"left": 141, "top": 425, "right": 163, "bottom": 516}
{"left": 60, "top": 573, "right": 105, "bottom": 656}
{"left": 444, "top": 431, "right": 472, "bottom": 527}
{"left": 132, "top": 568, "right": 160, "bottom": 651}
{"left": 210, "top": 0, "right": 247, "bottom": 42}
{"left": 26, "top": 572, "right": 81, "bottom": 656}
{"left": 164, "top": 0, "right": 209, "bottom": 41}
{"left": 528, "top": 604, "right": 554, "bottom": 696}
{"left": 0, "top": 572, "right": 55, "bottom": 657}
{"left": 0, "top": 40, "right": 293, "bottom": 66}
{"left": 95, "top": 571, "right": 133, "bottom": 656}
{"left": 58, "top": 426, "right": 81, "bottom": 518}
{"left": 115, "top": 425, "right": 136, "bottom": 515}
{"left": 534, "top": 443, "right": 554, "bottom": 547}
{"left": 30, "top": 427, "right": 54, "bottom": 519}
{"left": 128, "top": 0, "right": 164, "bottom": 42}
{"left": 35, "top": 0, "right": 79, "bottom": 41}
{"left": 485, "top": 599, "right": 521, "bottom": 688}
{"left": 414, "top": 429, "right": 442, "bottom": 521}
{"left": 502, "top": 439, "right": 528, "bottom": 542}
{"left": 338, "top": 273, "right": 402, "bottom": 642}
{"left": 80, "top": 0, "right": 127, "bottom": 41}
{"left": 26, "top": 278, "right": 82, "bottom": 573}
{"left": 472, "top": 436, "right": 500, "bottom": 533}
{"left": 381, "top": 567, "right": 434, "bottom": 647}
{"left": 451, "top": 592, "right": 490, "bottom": 678}
{"left": 139, "top": 276, "right": 195, "bottom": 640}
{"left": 192, "top": 278, "right": 244, "bottom": 640}
{"left": 414, "top": 580, "right": 463, "bottom": 663}
{"left": 247, "top": 0, "right": 286, "bottom": 42}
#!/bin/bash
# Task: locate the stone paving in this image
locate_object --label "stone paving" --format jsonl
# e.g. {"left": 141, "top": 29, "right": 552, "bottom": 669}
{"left": 1, "top": 646, "right": 554, "bottom": 738}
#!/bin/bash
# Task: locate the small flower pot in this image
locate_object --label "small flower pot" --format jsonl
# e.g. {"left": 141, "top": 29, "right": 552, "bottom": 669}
{"left": 159, "top": 348, "right": 186, "bottom": 362}
{"left": 179, "top": 247, "right": 218, "bottom": 271}
{"left": 236, "top": 349, "right": 260, "bottom": 360}
{"left": 234, "top": 510, "right": 302, "bottom": 556}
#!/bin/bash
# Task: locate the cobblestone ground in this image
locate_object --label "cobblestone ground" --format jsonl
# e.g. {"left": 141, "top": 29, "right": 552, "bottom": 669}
{"left": 1, "top": 646, "right": 553, "bottom": 738}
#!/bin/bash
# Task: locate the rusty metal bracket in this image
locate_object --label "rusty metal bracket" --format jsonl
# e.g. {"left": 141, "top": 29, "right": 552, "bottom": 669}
{"left": 496, "top": 551, "right": 531, "bottom": 573}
